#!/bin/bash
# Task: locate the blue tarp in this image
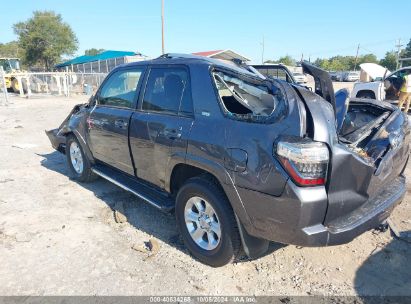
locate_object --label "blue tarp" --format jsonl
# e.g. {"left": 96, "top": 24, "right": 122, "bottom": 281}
{"left": 55, "top": 50, "right": 137, "bottom": 68}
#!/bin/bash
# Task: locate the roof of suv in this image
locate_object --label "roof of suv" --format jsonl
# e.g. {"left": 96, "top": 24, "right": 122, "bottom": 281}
{"left": 116, "top": 53, "right": 261, "bottom": 78}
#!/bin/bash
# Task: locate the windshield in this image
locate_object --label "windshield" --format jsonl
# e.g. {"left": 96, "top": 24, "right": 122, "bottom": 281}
{"left": 0, "top": 59, "right": 20, "bottom": 72}
{"left": 9, "top": 59, "right": 20, "bottom": 70}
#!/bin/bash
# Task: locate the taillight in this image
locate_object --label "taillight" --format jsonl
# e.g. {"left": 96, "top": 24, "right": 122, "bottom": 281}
{"left": 276, "top": 140, "right": 329, "bottom": 186}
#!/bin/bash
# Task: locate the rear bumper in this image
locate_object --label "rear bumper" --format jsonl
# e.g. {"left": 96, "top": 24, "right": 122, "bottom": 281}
{"left": 240, "top": 175, "right": 405, "bottom": 246}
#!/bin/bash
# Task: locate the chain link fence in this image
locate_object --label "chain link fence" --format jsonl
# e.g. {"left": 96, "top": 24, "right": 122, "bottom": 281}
{"left": 68, "top": 57, "right": 127, "bottom": 74}
{"left": 27, "top": 72, "right": 107, "bottom": 96}
{"left": 5, "top": 72, "right": 107, "bottom": 98}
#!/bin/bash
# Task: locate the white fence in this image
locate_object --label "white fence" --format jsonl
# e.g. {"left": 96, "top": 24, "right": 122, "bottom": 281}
{"left": 0, "top": 67, "right": 9, "bottom": 105}
{"left": 3, "top": 72, "right": 107, "bottom": 98}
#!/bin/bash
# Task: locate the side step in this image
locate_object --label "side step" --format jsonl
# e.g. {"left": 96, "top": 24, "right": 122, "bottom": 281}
{"left": 91, "top": 164, "right": 175, "bottom": 212}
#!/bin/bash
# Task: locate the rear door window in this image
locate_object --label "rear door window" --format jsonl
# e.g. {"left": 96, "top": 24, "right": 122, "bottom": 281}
{"left": 142, "top": 67, "right": 193, "bottom": 115}
{"left": 98, "top": 68, "right": 144, "bottom": 108}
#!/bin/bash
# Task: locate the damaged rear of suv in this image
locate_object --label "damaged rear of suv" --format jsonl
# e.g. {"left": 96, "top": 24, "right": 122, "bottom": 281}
{"left": 47, "top": 55, "right": 410, "bottom": 267}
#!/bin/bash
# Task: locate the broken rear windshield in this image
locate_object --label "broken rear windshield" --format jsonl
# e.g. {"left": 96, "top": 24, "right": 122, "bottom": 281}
{"left": 212, "top": 70, "right": 286, "bottom": 122}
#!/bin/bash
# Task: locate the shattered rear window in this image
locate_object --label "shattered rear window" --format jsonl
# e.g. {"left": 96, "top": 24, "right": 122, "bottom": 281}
{"left": 212, "top": 70, "right": 286, "bottom": 122}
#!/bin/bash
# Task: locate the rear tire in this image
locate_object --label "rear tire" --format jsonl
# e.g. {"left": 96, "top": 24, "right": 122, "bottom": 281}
{"left": 175, "top": 176, "right": 241, "bottom": 267}
{"left": 66, "top": 134, "right": 96, "bottom": 182}
{"left": 11, "top": 78, "right": 28, "bottom": 94}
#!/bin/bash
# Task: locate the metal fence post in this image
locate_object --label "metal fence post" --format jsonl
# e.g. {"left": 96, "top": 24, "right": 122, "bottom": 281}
{"left": 0, "top": 67, "right": 9, "bottom": 105}
{"left": 66, "top": 66, "right": 70, "bottom": 97}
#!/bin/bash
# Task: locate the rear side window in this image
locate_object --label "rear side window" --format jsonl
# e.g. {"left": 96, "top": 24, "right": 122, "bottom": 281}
{"left": 212, "top": 70, "right": 286, "bottom": 121}
{"left": 254, "top": 67, "right": 291, "bottom": 82}
{"left": 142, "top": 67, "right": 193, "bottom": 115}
{"left": 98, "top": 68, "right": 144, "bottom": 108}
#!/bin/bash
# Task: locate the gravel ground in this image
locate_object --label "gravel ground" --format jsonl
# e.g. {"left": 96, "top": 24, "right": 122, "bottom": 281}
{"left": 0, "top": 90, "right": 410, "bottom": 296}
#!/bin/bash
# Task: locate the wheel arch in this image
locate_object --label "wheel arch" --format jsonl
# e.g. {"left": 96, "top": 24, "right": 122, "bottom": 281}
{"left": 356, "top": 89, "right": 376, "bottom": 99}
{"left": 169, "top": 161, "right": 269, "bottom": 259}
{"left": 63, "top": 130, "right": 95, "bottom": 163}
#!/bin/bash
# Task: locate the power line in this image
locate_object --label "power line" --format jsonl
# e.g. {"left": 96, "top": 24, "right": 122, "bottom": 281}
{"left": 353, "top": 44, "right": 360, "bottom": 71}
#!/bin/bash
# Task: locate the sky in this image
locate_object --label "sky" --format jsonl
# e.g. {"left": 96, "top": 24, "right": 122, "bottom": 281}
{"left": 1, "top": 0, "right": 410, "bottom": 64}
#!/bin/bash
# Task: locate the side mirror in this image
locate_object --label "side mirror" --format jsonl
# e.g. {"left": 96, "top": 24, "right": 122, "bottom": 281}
{"left": 88, "top": 94, "right": 97, "bottom": 107}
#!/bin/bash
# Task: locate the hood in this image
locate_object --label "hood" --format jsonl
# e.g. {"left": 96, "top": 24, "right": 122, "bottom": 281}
{"left": 302, "top": 61, "right": 336, "bottom": 113}
{"left": 359, "top": 63, "right": 390, "bottom": 80}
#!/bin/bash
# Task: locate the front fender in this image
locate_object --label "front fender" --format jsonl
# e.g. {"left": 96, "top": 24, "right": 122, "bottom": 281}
{"left": 46, "top": 103, "right": 95, "bottom": 163}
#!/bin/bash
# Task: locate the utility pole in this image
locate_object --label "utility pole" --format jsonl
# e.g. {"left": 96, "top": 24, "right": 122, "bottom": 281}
{"left": 300, "top": 53, "right": 304, "bottom": 63}
{"left": 353, "top": 43, "right": 360, "bottom": 71}
{"left": 161, "top": 0, "right": 165, "bottom": 54}
{"left": 261, "top": 36, "right": 265, "bottom": 64}
{"left": 395, "top": 38, "right": 403, "bottom": 69}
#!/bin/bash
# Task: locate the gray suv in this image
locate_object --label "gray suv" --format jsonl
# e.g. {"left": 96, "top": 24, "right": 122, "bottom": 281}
{"left": 47, "top": 54, "right": 410, "bottom": 267}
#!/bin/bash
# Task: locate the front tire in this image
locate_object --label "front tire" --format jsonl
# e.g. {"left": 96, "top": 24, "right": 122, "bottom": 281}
{"left": 175, "top": 176, "right": 241, "bottom": 267}
{"left": 66, "top": 134, "right": 96, "bottom": 182}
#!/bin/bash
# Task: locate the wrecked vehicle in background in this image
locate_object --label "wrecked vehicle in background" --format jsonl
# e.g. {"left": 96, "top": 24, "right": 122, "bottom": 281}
{"left": 47, "top": 54, "right": 410, "bottom": 267}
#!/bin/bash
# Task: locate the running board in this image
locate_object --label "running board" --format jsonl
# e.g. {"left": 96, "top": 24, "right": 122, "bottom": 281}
{"left": 91, "top": 164, "right": 175, "bottom": 212}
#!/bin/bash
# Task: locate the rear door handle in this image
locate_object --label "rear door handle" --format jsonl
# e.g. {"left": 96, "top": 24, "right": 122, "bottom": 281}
{"left": 114, "top": 119, "right": 128, "bottom": 129}
{"left": 161, "top": 128, "right": 182, "bottom": 139}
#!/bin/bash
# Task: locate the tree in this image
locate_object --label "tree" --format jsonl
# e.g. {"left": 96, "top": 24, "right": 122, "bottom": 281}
{"left": 314, "top": 54, "right": 380, "bottom": 71}
{"left": 277, "top": 55, "right": 296, "bottom": 66}
{"left": 358, "top": 53, "right": 379, "bottom": 66}
{"left": 380, "top": 51, "right": 397, "bottom": 71}
{"left": 85, "top": 48, "right": 105, "bottom": 56}
{"left": 0, "top": 41, "right": 24, "bottom": 58}
{"left": 264, "top": 55, "right": 296, "bottom": 66}
{"left": 13, "top": 11, "right": 78, "bottom": 70}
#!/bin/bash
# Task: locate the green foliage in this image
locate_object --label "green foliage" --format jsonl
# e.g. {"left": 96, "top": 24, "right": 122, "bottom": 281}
{"left": 13, "top": 11, "right": 78, "bottom": 71}
{"left": 359, "top": 54, "right": 378, "bottom": 65}
{"left": 84, "top": 48, "right": 105, "bottom": 56}
{"left": 264, "top": 55, "right": 296, "bottom": 66}
{"left": 0, "top": 41, "right": 23, "bottom": 58}
{"left": 314, "top": 54, "right": 378, "bottom": 71}
{"left": 380, "top": 51, "right": 397, "bottom": 71}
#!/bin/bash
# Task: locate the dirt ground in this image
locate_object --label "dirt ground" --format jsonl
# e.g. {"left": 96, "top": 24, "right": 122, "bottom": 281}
{"left": 0, "top": 88, "right": 410, "bottom": 296}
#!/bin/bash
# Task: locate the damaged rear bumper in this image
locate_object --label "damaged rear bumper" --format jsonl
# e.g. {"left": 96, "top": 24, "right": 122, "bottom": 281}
{"left": 305, "top": 175, "right": 405, "bottom": 246}
{"left": 240, "top": 175, "right": 405, "bottom": 247}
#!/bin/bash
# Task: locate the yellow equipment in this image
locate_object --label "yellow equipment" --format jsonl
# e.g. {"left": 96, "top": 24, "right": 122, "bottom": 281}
{"left": 0, "top": 58, "right": 27, "bottom": 93}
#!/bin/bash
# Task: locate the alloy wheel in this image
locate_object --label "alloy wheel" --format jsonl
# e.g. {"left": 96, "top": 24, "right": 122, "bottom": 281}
{"left": 184, "top": 196, "right": 221, "bottom": 250}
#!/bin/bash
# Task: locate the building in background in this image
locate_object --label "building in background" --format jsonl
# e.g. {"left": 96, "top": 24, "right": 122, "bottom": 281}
{"left": 55, "top": 50, "right": 147, "bottom": 73}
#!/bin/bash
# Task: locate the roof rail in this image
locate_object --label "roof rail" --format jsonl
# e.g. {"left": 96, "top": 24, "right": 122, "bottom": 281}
{"left": 156, "top": 53, "right": 201, "bottom": 60}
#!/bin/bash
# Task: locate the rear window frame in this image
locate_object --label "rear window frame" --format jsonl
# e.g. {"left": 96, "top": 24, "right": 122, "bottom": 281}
{"left": 209, "top": 65, "right": 289, "bottom": 124}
